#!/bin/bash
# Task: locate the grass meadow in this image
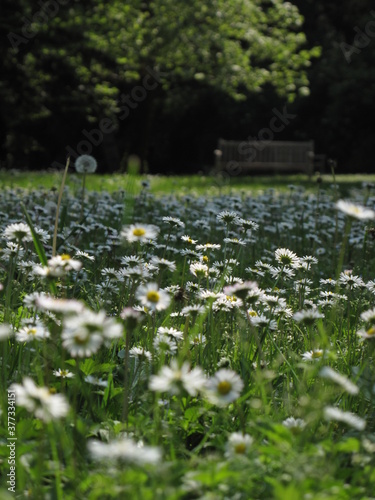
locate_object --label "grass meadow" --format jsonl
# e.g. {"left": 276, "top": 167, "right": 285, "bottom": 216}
{"left": 1, "top": 169, "right": 375, "bottom": 499}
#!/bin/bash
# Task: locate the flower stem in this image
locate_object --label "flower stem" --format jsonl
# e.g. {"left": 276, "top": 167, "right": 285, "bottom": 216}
{"left": 53, "top": 157, "right": 70, "bottom": 257}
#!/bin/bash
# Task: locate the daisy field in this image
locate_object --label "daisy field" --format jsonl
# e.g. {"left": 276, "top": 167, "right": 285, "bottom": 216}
{"left": 1, "top": 173, "right": 375, "bottom": 499}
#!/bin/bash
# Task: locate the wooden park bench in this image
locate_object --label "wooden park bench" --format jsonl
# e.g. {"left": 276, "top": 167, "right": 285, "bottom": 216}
{"left": 214, "top": 139, "right": 315, "bottom": 177}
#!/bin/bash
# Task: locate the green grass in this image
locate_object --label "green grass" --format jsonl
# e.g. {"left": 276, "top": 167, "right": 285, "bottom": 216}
{"left": 2, "top": 169, "right": 375, "bottom": 196}
{"left": 1, "top": 177, "right": 375, "bottom": 498}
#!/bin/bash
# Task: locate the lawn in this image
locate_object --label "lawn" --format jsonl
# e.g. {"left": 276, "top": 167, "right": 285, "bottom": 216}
{"left": 1, "top": 171, "right": 375, "bottom": 499}
{"left": 2, "top": 169, "right": 375, "bottom": 196}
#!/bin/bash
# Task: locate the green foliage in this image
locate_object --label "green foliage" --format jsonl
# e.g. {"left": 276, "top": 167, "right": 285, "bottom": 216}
{"left": 0, "top": 0, "right": 318, "bottom": 170}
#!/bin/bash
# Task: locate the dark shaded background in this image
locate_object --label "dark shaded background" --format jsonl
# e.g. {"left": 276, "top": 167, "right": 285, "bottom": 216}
{"left": 1, "top": 0, "right": 374, "bottom": 174}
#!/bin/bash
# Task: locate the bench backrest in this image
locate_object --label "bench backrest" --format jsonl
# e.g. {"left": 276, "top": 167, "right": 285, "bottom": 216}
{"left": 216, "top": 139, "right": 314, "bottom": 174}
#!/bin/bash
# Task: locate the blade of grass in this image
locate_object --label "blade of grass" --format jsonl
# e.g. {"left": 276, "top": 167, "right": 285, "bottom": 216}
{"left": 53, "top": 156, "right": 70, "bottom": 257}
{"left": 21, "top": 202, "right": 57, "bottom": 295}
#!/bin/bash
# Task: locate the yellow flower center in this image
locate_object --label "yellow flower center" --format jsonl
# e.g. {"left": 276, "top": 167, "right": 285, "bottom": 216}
{"left": 234, "top": 443, "right": 246, "bottom": 454}
{"left": 60, "top": 254, "right": 71, "bottom": 260}
{"left": 133, "top": 228, "right": 146, "bottom": 237}
{"left": 217, "top": 380, "right": 232, "bottom": 395}
{"left": 248, "top": 311, "right": 257, "bottom": 317}
{"left": 74, "top": 332, "right": 89, "bottom": 345}
{"left": 188, "top": 238, "right": 193, "bottom": 244}
{"left": 366, "top": 327, "right": 375, "bottom": 336}
{"left": 311, "top": 351, "right": 323, "bottom": 359}
{"left": 28, "top": 328, "right": 37, "bottom": 336}
{"left": 280, "top": 256, "right": 291, "bottom": 264}
{"left": 202, "top": 255, "right": 209, "bottom": 263}
{"left": 226, "top": 295, "right": 237, "bottom": 302}
{"left": 146, "top": 290, "right": 160, "bottom": 303}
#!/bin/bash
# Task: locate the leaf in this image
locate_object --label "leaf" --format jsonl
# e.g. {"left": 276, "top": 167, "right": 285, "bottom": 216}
{"left": 21, "top": 203, "right": 48, "bottom": 266}
{"left": 335, "top": 437, "right": 360, "bottom": 453}
{"left": 21, "top": 202, "right": 57, "bottom": 295}
{"left": 79, "top": 358, "right": 96, "bottom": 375}
{"left": 103, "top": 372, "right": 114, "bottom": 407}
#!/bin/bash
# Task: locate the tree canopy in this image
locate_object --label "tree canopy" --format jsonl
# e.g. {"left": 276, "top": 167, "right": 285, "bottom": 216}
{"left": 1, "top": 0, "right": 373, "bottom": 173}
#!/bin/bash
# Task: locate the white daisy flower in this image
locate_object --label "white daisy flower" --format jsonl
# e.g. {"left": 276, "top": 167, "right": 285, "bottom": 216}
{"left": 181, "top": 235, "right": 198, "bottom": 245}
{"left": 336, "top": 200, "right": 375, "bottom": 220}
{"left": 135, "top": 283, "right": 171, "bottom": 311}
{"left": 339, "top": 272, "right": 365, "bottom": 288}
{"left": 3, "top": 242, "right": 25, "bottom": 258}
{"left": 121, "top": 224, "right": 159, "bottom": 243}
{"left": 3, "top": 222, "right": 32, "bottom": 242}
{"left": 223, "top": 237, "right": 246, "bottom": 246}
{"left": 190, "top": 333, "right": 207, "bottom": 345}
{"left": 236, "top": 218, "right": 259, "bottom": 232}
{"left": 223, "top": 281, "right": 258, "bottom": 301}
{"left": 61, "top": 311, "right": 110, "bottom": 357}
{"left": 320, "top": 278, "right": 336, "bottom": 286}
{"left": 274, "top": 248, "right": 301, "bottom": 268}
{"left": 319, "top": 366, "right": 359, "bottom": 395}
{"left": 85, "top": 375, "right": 108, "bottom": 387}
{"left": 34, "top": 296, "right": 85, "bottom": 314}
{"left": 301, "top": 349, "right": 324, "bottom": 361}
{"left": 324, "top": 406, "right": 366, "bottom": 431}
{"left": 53, "top": 368, "right": 74, "bottom": 379}
{"left": 199, "top": 290, "right": 220, "bottom": 301}
{"left": 88, "top": 437, "right": 161, "bottom": 465}
{"left": 162, "top": 216, "right": 185, "bottom": 228}
{"left": 120, "top": 255, "right": 144, "bottom": 267}
{"left": 74, "top": 250, "right": 95, "bottom": 261}
{"left": 282, "top": 417, "right": 306, "bottom": 430}
{"left": 181, "top": 305, "right": 206, "bottom": 317}
{"left": 50, "top": 254, "right": 82, "bottom": 272}
{"left": 157, "top": 327, "right": 184, "bottom": 341}
{"left": 34, "top": 254, "right": 82, "bottom": 278}
{"left": 270, "top": 266, "right": 296, "bottom": 280}
{"left": 300, "top": 255, "right": 318, "bottom": 266}
{"left": 189, "top": 262, "right": 208, "bottom": 278}
{"left": 15, "top": 323, "right": 50, "bottom": 343}
{"left": 23, "top": 291, "right": 49, "bottom": 309}
{"left": 213, "top": 294, "right": 243, "bottom": 311}
{"left": 216, "top": 211, "right": 241, "bottom": 225}
{"left": 71, "top": 309, "right": 122, "bottom": 341}
{"left": 225, "top": 432, "right": 253, "bottom": 458}
{"left": 249, "top": 315, "right": 277, "bottom": 330}
{"left": 62, "top": 328, "right": 102, "bottom": 358}
{"left": 357, "top": 327, "right": 375, "bottom": 340}
{"left": 150, "top": 256, "right": 176, "bottom": 272}
{"left": 10, "top": 377, "right": 69, "bottom": 422}
{"left": 196, "top": 243, "right": 221, "bottom": 251}
{"left": 360, "top": 308, "right": 375, "bottom": 324}
{"left": 0, "top": 324, "right": 13, "bottom": 341}
{"left": 293, "top": 309, "right": 324, "bottom": 325}
{"left": 128, "top": 346, "right": 152, "bottom": 361}
{"left": 153, "top": 333, "right": 178, "bottom": 355}
{"left": 149, "top": 360, "right": 205, "bottom": 396}
{"left": 205, "top": 369, "right": 244, "bottom": 406}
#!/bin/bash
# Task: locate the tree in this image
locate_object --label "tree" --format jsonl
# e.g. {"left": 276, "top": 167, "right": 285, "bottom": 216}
{"left": 1, "top": 0, "right": 319, "bottom": 172}
{"left": 290, "top": 0, "right": 375, "bottom": 171}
